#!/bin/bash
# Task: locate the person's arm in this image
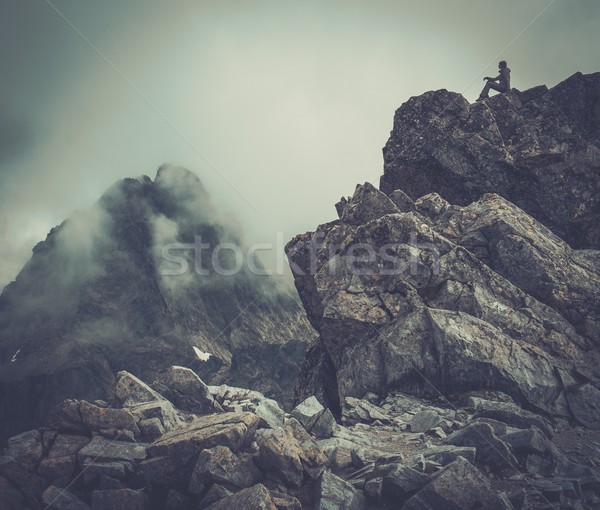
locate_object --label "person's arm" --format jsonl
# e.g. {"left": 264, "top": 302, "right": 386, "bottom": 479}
{"left": 486, "top": 74, "right": 501, "bottom": 82}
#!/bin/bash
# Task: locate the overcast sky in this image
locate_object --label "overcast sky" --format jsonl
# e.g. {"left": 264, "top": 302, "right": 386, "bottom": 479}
{"left": 0, "top": 0, "right": 598, "bottom": 288}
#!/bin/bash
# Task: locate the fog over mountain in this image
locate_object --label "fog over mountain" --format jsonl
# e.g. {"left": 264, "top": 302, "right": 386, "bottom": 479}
{"left": 1, "top": 0, "right": 600, "bottom": 289}
{"left": 0, "top": 165, "right": 314, "bottom": 443}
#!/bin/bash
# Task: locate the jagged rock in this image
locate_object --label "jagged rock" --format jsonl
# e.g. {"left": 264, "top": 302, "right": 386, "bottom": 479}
{"left": 157, "top": 366, "right": 221, "bottom": 414}
{"left": 0, "top": 429, "right": 48, "bottom": 503}
{"left": 471, "top": 400, "right": 554, "bottom": 438}
{"left": 417, "top": 193, "right": 600, "bottom": 345}
{"left": 342, "top": 398, "right": 391, "bottom": 425}
{"left": 188, "top": 445, "right": 261, "bottom": 493}
{"left": 286, "top": 191, "right": 587, "bottom": 420}
{"left": 380, "top": 73, "right": 600, "bottom": 250}
{"left": 148, "top": 412, "right": 259, "bottom": 460}
{"left": 137, "top": 418, "right": 164, "bottom": 441}
{"left": 412, "top": 445, "right": 477, "bottom": 467}
{"left": 254, "top": 398, "right": 285, "bottom": 429}
{"left": 340, "top": 182, "right": 400, "bottom": 226}
{"left": 50, "top": 400, "right": 139, "bottom": 436}
{"left": 42, "top": 485, "right": 90, "bottom": 509}
{"left": 406, "top": 409, "right": 443, "bottom": 433}
{"left": 468, "top": 417, "right": 516, "bottom": 437}
{"left": 256, "top": 419, "right": 327, "bottom": 488}
{"left": 389, "top": 189, "right": 416, "bottom": 212}
{"left": 350, "top": 449, "right": 366, "bottom": 468}
{"left": 402, "top": 456, "right": 490, "bottom": 510}
{"left": 311, "top": 408, "right": 338, "bottom": 439}
{"left": 38, "top": 434, "right": 90, "bottom": 486}
{"left": 204, "top": 483, "right": 277, "bottom": 510}
{"left": 313, "top": 469, "right": 366, "bottom": 510}
{"left": 445, "top": 422, "right": 519, "bottom": 471}
{"left": 82, "top": 460, "right": 132, "bottom": 484}
{"left": 209, "top": 384, "right": 285, "bottom": 429}
{"left": 116, "top": 371, "right": 165, "bottom": 406}
{"left": 91, "top": 488, "right": 147, "bottom": 510}
{"left": 285, "top": 418, "right": 329, "bottom": 479}
{"left": 290, "top": 395, "right": 325, "bottom": 431}
{"left": 3, "top": 429, "right": 43, "bottom": 465}
{"left": 198, "top": 484, "right": 232, "bottom": 508}
{"left": 380, "top": 464, "right": 430, "bottom": 501}
{"left": 269, "top": 490, "right": 302, "bottom": 510}
{"left": 566, "top": 383, "right": 600, "bottom": 429}
{"left": 142, "top": 412, "right": 259, "bottom": 485}
{"left": 128, "top": 400, "right": 181, "bottom": 434}
{"left": 77, "top": 436, "right": 147, "bottom": 465}
{"left": 485, "top": 492, "right": 516, "bottom": 510}
{"left": 364, "top": 476, "right": 383, "bottom": 501}
{"left": 503, "top": 428, "right": 548, "bottom": 456}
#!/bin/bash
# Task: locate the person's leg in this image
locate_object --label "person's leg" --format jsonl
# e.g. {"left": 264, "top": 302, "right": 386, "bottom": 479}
{"left": 478, "top": 82, "right": 492, "bottom": 99}
{"left": 487, "top": 82, "right": 506, "bottom": 93}
{"left": 478, "top": 81, "right": 508, "bottom": 100}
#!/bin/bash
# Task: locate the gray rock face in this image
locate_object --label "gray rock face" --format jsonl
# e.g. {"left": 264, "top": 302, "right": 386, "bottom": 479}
{"left": 406, "top": 410, "right": 443, "bottom": 433}
{"left": 188, "top": 445, "right": 261, "bottom": 493}
{"left": 380, "top": 73, "right": 600, "bottom": 249}
{"left": 116, "top": 371, "right": 165, "bottom": 407}
{"left": 77, "top": 436, "right": 148, "bottom": 465}
{"left": 156, "top": 366, "right": 221, "bottom": 414}
{"left": 444, "top": 422, "right": 518, "bottom": 472}
{"left": 256, "top": 418, "right": 327, "bottom": 488}
{"left": 380, "top": 464, "right": 430, "bottom": 501}
{"left": 416, "top": 192, "right": 600, "bottom": 345}
{"left": 147, "top": 412, "right": 259, "bottom": 463}
{"left": 50, "top": 399, "right": 139, "bottom": 436}
{"left": 313, "top": 470, "right": 366, "bottom": 510}
{"left": 204, "top": 483, "right": 277, "bottom": 510}
{"left": 286, "top": 180, "right": 600, "bottom": 425}
{"left": 402, "top": 457, "right": 490, "bottom": 510}
{"left": 91, "top": 489, "right": 147, "bottom": 510}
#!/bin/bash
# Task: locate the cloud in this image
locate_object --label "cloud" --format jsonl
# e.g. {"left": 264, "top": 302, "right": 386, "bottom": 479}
{"left": 0, "top": 109, "right": 31, "bottom": 166}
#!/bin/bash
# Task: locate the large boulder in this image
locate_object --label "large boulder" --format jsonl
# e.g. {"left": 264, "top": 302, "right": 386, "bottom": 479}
{"left": 188, "top": 445, "right": 261, "bottom": 493}
{"left": 402, "top": 456, "right": 490, "bottom": 510}
{"left": 416, "top": 192, "right": 600, "bottom": 344}
{"left": 286, "top": 187, "right": 597, "bottom": 422}
{"left": 256, "top": 418, "right": 327, "bottom": 488}
{"left": 313, "top": 469, "right": 366, "bottom": 510}
{"left": 380, "top": 73, "right": 600, "bottom": 249}
{"left": 38, "top": 434, "right": 90, "bottom": 486}
{"left": 142, "top": 412, "right": 259, "bottom": 485}
{"left": 155, "top": 366, "right": 221, "bottom": 414}
{"left": 50, "top": 400, "right": 139, "bottom": 436}
{"left": 204, "top": 483, "right": 277, "bottom": 510}
{"left": 444, "top": 422, "right": 518, "bottom": 472}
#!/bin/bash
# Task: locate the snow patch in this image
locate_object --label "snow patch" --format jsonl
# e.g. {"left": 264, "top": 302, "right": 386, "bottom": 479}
{"left": 193, "top": 346, "right": 211, "bottom": 362}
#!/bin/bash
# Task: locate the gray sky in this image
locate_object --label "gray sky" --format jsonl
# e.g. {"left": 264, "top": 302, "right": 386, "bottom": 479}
{"left": 0, "top": 0, "right": 599, "bottom": 288}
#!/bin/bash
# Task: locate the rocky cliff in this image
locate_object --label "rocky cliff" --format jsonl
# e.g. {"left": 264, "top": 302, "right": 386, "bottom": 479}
{"left": 287, "top": 73, "right": 600, "bottom": 432}
{"left": 380, "top": 72, "right": 600, "bottom": 249}
{"left": 0, "top": 166, "right": 314, "bottom": 444}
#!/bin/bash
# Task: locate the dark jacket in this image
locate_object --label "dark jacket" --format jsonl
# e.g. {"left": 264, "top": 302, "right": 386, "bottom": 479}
{"left": 495, "top": 67, "right": 511, "bottom": 90}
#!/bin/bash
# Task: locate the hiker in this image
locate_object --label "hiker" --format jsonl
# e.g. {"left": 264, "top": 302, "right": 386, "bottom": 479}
{"left": 477, "top": 61, "right": 511, "bottom": 100}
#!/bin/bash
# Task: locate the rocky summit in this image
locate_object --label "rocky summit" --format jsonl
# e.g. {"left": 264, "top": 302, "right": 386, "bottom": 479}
{"left": 0, "top": 165, "right": 314, "bottom": 445}
{"left": 380, "top": 72, "right": 600, "bottom": 249}
{"left": 4, "top": 73, "right": 600, "bottom": 509}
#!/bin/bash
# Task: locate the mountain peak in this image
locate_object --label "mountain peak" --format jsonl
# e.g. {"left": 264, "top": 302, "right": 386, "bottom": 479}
{"left": 380, "top": 71, "right": 600, "bottom": 248}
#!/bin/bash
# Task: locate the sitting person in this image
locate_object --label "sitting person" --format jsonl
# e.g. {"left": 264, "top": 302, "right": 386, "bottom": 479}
{"left": 477, "top": 61, "right": 511, "bottom": 100}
